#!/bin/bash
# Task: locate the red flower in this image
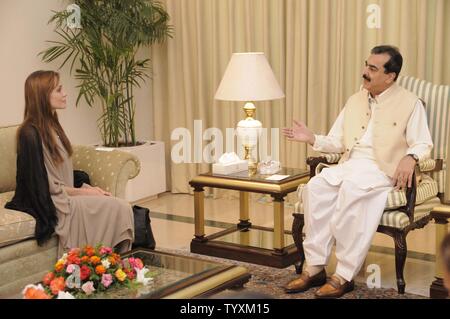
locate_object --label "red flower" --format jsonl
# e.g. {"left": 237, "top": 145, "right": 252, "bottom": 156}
{"left": 50, "top": 277, "right": 66, "bottom": 295}
{"left": 42, "top": 272, "right": 55, "bottom": 285}
{"left": 124, "top": 268, "right": 135, "bottom": 280}
{"left": 68, "top": 248, "right": 81, "bottom": 255}
{"left": 67, "top": 254, "right": 81, "bottom": 265}
{"left": 84, "top": 246, "right": 96, "bottom": 257}
{"left": 80, "top": 265, "right": 91, "bottom": 281}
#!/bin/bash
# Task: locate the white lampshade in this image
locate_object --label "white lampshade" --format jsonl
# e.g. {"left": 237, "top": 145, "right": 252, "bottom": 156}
{"left": 215, "top": 52, "right": 285, "bottom": 101}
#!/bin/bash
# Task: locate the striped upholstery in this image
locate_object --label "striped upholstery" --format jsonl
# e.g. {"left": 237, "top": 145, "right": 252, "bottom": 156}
{"left": 397, "top": 76, "right": 450, "bottom": 193}
{"left": 385, "top": 175, "right": 438, "bottom": 210}
{"left": 322, "top": 153, "right": 342, "bottom": 164}
{"left": 418, "top": 158, "right": 436, "bottom": 172}
{"left": 379, "top": 197, "right": 441, "bottom": 229}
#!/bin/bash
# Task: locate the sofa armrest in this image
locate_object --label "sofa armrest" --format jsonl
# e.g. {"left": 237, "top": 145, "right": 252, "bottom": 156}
{"left": 72, "top": 145, "right": 140, "bottom": 199}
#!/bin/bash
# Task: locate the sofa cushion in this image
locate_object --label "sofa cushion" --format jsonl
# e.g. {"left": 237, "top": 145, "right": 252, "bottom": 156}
{"left": 0, "top": 191, "right": 36, "bottom": 248}
{"left": 0, "top": 125, "right": 18, "bottom": 193}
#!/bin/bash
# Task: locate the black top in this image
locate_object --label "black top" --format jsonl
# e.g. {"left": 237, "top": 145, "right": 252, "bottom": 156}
{"left": 5, "top": 124, "right": 58, "bottom": 246}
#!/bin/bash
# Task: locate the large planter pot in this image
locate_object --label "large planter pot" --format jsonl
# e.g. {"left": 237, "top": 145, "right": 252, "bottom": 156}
{"left": 97, "top": 141, "right": 166, "bottom": 202}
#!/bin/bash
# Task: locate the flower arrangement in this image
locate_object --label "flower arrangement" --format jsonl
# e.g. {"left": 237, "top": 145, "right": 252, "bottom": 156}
{"left": 23, "top": 245, "right": 152, "bottom": 299}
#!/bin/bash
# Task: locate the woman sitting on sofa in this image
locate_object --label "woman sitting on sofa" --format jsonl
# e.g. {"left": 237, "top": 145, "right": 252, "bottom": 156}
{"left": 5, "top": 70, "right": 134, "bottom": 257}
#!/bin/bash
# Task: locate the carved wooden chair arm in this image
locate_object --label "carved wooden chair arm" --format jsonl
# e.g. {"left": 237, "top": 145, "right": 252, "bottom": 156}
{"left": 400, "top": 170, "right": 417, "bottom": 223}
{"left": 306, "top": 156, "right": 333, "bottom": 178}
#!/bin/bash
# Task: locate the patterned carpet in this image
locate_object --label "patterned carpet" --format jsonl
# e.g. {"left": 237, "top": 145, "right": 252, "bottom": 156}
{"left": 160, "top": 248, "right": 427, "bottom": 299}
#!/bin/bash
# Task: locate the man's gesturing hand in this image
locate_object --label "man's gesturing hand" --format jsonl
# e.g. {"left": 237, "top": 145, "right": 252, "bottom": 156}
{"left": 282, "top": 120, "right": 315, "bottom": 146}
{"left": 392, "top": 155, "right": 417, "bottom": 190}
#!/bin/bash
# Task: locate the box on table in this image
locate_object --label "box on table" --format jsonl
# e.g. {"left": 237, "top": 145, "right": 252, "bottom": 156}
{"left": 212, "top": 160, "right": 248, "bottom": 175}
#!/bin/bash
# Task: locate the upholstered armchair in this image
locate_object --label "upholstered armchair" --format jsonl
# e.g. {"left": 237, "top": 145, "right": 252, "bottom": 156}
{"left": 71, "top": 145, "right": 141, "bottom": 199}
{"left": 291, "top": 76, "right": 450, "bottom": 294}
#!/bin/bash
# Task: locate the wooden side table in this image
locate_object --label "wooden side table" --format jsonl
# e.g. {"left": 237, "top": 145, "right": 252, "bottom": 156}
{"left": 189, "top": 168, "right": 309, "bottom": 268}
{"left": 430, "top": 205, "right": 450, "bottom": 299}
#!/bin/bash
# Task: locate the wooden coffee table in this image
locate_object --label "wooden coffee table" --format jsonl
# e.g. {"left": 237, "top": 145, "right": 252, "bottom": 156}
{"left": 189, "top": 168, "right": 309, "bottom": 268}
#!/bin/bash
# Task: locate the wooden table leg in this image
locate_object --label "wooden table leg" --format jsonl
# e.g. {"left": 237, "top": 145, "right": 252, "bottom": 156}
{"left": 193, "top": 186, "right": 206, "bottom": 242}
{"left": 272, "top": 194, "right": 285, "bottom": 254}
{"left": 238, "top": 191, "right": 251, "bottom": 229}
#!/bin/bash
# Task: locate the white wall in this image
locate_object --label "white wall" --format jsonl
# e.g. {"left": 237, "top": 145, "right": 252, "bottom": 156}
{"left": 0, "top": 0, "right": 153, "bottom": 145}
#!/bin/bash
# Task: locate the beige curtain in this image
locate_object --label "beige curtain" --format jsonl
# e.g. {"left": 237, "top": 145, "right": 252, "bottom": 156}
{"left": 151, "top": 0, "right": 450, "bottom": 194}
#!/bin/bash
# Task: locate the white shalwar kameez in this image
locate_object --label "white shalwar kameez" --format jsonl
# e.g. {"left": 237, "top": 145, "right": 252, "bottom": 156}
{"left": 302, "top": 88, "right": 433, "bottom": 282}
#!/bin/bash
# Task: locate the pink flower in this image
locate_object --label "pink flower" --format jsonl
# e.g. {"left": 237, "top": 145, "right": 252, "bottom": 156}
{"left": 127, "top": 257, "right": 135, "bottom": 268}
{"left": 128, "top": 257, "right": 144, "bottom": 270}
{"left": 134, "top": 258, "right": 144, "bottom": 270}
{"left": 81, "top": 281, "right": 95, "bottom": 295}
{"left": 66, "top": 264, "right": 76, "bottom": 274}
{"left": 99, "top": 246, "right": 113, "bottom": 255}
{"left": 101, "top": 274, "right": 113, "bottom": 288}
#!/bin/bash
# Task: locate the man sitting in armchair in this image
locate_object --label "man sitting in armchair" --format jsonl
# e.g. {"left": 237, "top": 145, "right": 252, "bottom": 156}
{"left": 282, "top": 45, "right": 433, "bottom": 298}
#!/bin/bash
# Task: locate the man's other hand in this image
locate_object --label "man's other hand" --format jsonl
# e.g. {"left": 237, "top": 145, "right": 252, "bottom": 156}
{"left": 282, "top": 120, "right": 315, "bottom": 145}
{"left": 392, "top": 155, "right": 417, "bottom": 190}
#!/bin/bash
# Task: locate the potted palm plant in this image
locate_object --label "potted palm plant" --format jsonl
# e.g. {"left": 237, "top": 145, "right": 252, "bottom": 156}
{"left": 41, "top": 0, "right": 172, "bottom": 201}
{"left": 41, "top": 0, "right": 172, "bottom": 147}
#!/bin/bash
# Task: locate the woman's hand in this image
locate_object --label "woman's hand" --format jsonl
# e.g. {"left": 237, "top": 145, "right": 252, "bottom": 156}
{"left": 282, "top": 120, "right": 316, "bottom": 145}
{"left": 81, "top": 184, "right": 112, "bottom": 196}
{"left": 65, "top": 184, "right": 112, "bottom": 196}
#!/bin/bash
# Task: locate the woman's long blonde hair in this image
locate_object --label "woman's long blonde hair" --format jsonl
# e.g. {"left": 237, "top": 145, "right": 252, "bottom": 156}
{"left": 20, "top": 70, "right": 73, "bottom": 163}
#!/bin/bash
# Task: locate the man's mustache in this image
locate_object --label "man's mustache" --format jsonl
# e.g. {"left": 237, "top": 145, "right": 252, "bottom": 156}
{"left": 362, "top": 74, "right": 371, "bottom": 82}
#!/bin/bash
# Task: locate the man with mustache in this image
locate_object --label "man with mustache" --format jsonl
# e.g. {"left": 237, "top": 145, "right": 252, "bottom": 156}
{"left": 282, "top": 45, "right": 433, "bottom": 298}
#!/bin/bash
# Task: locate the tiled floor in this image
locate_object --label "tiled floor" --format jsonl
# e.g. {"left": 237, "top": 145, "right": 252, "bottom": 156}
{"left": 139, "top": 192, "right": 440, "bottom": 297}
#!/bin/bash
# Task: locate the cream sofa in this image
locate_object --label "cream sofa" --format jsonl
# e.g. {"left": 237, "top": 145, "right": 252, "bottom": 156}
{"left": 0, "top": 125, "right": 140, "bottom": 297}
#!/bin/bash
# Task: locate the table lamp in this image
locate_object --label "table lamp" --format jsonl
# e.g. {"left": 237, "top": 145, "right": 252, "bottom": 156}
{"left": 214, "top": 52, "right": 285, "bottom": 174}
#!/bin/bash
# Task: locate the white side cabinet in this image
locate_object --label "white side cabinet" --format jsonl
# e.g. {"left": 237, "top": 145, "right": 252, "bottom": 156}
{"left": 120, "top": 141, "right": 167, "bottom": 202}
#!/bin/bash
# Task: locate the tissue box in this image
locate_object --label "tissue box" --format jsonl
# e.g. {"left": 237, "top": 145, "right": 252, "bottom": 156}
{"left": 213, "top": 160, "right": 248, "bottom": 175}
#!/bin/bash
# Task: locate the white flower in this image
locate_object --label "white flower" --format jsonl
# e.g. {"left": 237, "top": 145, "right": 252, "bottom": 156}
{"left": 101, "top": 258, "right": 111, "bottom": 269}
{"left": 60, "top": 253, "right": 68, "bottom": 262}
{"left": 57, "top": 291, "right": 75, "bottom": 299}
{"left": 135, "top": 267, "right": 153, "bottom": 286}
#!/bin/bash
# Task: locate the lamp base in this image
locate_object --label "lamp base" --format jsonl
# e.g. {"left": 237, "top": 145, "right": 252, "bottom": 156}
{"left": 237, "top": 102, "right": 262, "bottom": 177}
{"left": 244, "top": 145, "right": 258, "bottom": 176}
